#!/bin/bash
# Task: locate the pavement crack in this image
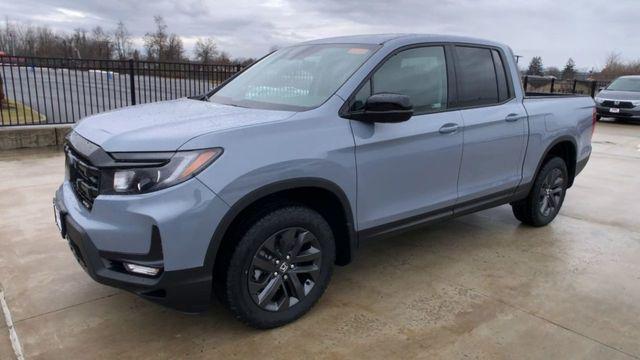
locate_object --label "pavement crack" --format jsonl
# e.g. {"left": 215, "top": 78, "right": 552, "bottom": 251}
{"left": 12, "top": 292, "right": 121, "bottom": 325}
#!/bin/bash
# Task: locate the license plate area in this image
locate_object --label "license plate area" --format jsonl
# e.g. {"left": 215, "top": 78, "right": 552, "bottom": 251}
{"left": 53, "top": 202, "right": 66, "bottom": 237}
{"left": 609, "top": 108, "right": 620, "bottom": 113}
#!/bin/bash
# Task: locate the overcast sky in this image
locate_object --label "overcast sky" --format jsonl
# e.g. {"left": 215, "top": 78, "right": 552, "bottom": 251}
{"left": 1, "top": 0, "right": 637, "bottom": 69}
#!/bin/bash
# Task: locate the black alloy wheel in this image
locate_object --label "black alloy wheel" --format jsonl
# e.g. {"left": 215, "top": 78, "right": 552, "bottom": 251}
{"left": 511, "top": 156, "right": 568, "bottom": 227}
{"left": 248, "top": 227, "right": 322, "bottom": 312}
{"left": 538, "top": 168, "right": 564, "bottom": 217}
{"left": 220, "top": 205, "right": 335, "bottom": 328}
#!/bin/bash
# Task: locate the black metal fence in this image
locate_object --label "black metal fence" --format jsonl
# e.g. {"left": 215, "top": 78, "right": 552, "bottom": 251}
{"left": 522, "top": 75, "right": 610, "bottom": 97}
{"left": 0, "top": 55, "right": 242, "bottom": 127}
{"left": 0, "top": 55, "right": 616, "bottom": 127}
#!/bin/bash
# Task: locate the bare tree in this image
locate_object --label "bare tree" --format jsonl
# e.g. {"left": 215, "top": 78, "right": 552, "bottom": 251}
{"left": 90, "top": 26, "right": 113, "bottom": 59}
{"left": 213, "top": 51, "right": 232, "bottom": 64}
{"left": 113, "top": 21, "right": 132, "bottom": 60}
{"left": 194, "top": 38, "right": 218, "bottom": 64}
{"left": 143, "top": 16, "right": 185, "bottom": 62}
{"left": 0, "top": 19, "right": 119, "bottom": 59}
{"left": 166, "top": 34, "right": 184, "bottom": 61}
{"left": 236, "top": 57, "right": 257, "bottom": 66}
{"left": 144, "top": 16, "right": 168, "bottom": 61}
{"left": 561, "top": 58, "right": 576, "bottom": 80}
{"left": 0, "top": 16, "right": 242, "bottom": 63}
{"left": 527, "top": 56, "right": 544, "bottom": 76}
{"left": 596, "top": 52, "right": 640, "bottom": 80}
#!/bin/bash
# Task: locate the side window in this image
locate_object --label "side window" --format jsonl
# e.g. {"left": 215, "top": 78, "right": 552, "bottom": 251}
{"left": 371, "top": 46, "right": 447, "bottom": 113}
{"left": 455, "top": 46, "right": 499, "bottom": 107}
{"left": 492, "top": 49, "right": 510, "bottom": 102}
{"left": 351, "top": 80, "right": 371, "bottom": 111}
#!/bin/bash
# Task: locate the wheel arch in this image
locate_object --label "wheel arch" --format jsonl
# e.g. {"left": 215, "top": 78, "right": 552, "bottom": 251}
{"left": 205, "top": 178, "right": 357, "bottom": 279}
{"left": 513, "top": 135, "right": 578, "bottom": 202}
{"left": 539, "top": 136, "right": 578, "bottom": 187}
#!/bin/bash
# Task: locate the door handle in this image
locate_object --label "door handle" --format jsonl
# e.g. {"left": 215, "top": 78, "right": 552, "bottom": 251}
{"left": 439, "top": 123, "right": 459, "bottom": 134}
{"left": 505, "top": 113, "right": 522, "bottom": 122}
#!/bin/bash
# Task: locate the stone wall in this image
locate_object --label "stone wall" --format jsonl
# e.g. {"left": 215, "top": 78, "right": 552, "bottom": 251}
{"left": 0, "top": 125, "right": 72, "bottom": 150}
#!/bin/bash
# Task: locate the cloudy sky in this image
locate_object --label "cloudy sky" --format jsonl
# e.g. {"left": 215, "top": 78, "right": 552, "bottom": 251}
{"left": 1, "top": 0, "right": 637, "bottom": 69}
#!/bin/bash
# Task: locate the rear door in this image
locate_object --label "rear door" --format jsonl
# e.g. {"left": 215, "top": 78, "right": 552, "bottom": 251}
{"left": 453, "top": 46, "right": 527, "bottom": 205}
{"left": 350, "top": 46, "right": 464, "bottom": 231}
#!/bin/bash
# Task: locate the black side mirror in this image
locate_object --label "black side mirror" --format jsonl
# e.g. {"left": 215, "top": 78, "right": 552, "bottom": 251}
{"left": 350, "top": 93, "right": 413, "bottom": 123}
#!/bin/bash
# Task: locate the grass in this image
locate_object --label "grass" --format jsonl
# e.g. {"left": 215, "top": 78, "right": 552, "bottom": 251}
{"left": 1, "top": 99, "right": 46, "bottom": 126}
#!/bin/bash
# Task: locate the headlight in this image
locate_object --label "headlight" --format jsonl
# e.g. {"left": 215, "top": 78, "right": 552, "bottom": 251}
{"left": 102, "top": 148, "right": 223, "bottom": 194}
{"left": 594, "top": 96, "right": 605, "bottom": 104}
{"left": 632, "top": 100, "right": 640, "bottom": 107}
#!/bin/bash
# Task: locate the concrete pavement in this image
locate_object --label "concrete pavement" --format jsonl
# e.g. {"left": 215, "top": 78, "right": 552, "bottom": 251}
{"left": 0, "top": 120, "right": 639, "bottom": 359}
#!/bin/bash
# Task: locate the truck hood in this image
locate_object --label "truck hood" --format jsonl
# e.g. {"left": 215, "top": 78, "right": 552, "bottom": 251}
{"left": 73, "top": 98, "right": 296, "bottom": 152}
{"left": 597, "top": 90, "right": 640, "bottom": 101}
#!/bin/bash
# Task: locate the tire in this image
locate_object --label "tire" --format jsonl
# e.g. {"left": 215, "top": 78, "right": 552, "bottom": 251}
{"left": 596, "top": 114, "right": 602, "bottom": 121}
{"left": 511, "top": 156, "right": 568, "bottom": 227}
{"left": 221, "top": 205, "right": 335, "bottom": 328}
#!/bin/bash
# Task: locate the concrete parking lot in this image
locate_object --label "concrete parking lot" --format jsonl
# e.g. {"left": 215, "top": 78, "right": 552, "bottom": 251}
{"left": 1, "top": 120, "right": 639, "bottom": 359}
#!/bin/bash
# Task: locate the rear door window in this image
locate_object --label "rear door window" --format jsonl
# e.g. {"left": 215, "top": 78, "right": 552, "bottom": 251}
{"left": 454, "top": 46, "right": 499, "bottom": 107}
{"left": 492, "top": 49, "right": 510, "bottom": 102}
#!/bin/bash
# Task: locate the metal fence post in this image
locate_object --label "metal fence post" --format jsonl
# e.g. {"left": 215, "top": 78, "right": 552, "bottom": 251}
{"left": 572, "top": 80, "right": 577, "bottom": 94}
{"left": 550, "top": 78, "right": 555, "bottom": 93}
{"left": 590, "top": 81, "right": 597, "bottom": 98}
{"left": 523, "top": 76, "right": 528, "bottom": 92}
{"left": 128, "top": 59, "right": 136, "bottom": 105}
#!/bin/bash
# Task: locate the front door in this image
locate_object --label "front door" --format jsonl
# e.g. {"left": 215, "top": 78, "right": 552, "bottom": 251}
{"left": 350, "top": 46, "right": 464, "bottom": 231}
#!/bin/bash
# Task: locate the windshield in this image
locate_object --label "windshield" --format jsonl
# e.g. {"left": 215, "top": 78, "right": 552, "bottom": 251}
{"left": 607, "top": 77, "right": 640, "bottom": 92}
{"left": 209, "top": 44, "right": 379, "bottom": 111}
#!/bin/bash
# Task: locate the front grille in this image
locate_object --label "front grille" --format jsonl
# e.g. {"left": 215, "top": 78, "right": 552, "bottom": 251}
{"left": 601, "top": 100, "right": 634, "bottom": 109}
{"left": 65, "top": 145, "right": 101, "bottom": 209}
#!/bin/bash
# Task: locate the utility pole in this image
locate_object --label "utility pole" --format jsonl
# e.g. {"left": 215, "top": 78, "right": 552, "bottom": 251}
{"left": 514, "top": 55, "right": 523, "bottom": 64}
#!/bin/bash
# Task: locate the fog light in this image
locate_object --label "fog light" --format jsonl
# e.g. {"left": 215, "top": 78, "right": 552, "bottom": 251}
{"left": 123, "top": 262, "right": 161, "bottom": 276}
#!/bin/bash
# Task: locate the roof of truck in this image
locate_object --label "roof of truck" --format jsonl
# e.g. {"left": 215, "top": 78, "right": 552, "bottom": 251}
{"left": 299, "top": 33, "right": 506, "bottom": 48}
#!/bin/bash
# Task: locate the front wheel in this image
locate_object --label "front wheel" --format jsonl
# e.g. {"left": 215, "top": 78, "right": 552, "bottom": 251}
{"left": 222, "top": 205, "right": 335, "bottom": 328}
{"left": 511, "top": 157, "right": 568, "bottom": 227}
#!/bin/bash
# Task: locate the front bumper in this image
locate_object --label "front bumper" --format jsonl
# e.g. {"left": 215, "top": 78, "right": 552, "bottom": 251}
{"left": 53, "top": 178, "right": 230, "bottom": 312}
{"left": 596, "top": 105, "right": 640, "bottom": 120}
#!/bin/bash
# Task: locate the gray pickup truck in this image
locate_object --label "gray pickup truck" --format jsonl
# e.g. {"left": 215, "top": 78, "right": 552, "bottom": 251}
{"left": 53, "top": 34, "right": 595, "bottom": 328}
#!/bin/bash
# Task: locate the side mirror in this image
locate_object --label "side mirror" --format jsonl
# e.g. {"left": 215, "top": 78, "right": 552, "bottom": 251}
{"left": 350, "top": 93, "right": 413, "bottom": 123}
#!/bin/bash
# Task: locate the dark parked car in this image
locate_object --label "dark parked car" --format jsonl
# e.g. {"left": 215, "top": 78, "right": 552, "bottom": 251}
{"left": 595, "top": 76, "right": 640, "bottom": 121}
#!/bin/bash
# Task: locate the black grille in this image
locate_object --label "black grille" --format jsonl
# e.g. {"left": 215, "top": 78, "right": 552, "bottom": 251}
{"left": 601, "top": 100, "right": 634, "bottom": 109}
{"left": 65, "top": 146, "right": 101, "bottom": 209}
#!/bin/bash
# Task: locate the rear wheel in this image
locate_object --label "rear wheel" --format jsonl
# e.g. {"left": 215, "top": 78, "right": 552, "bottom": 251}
{"left": 222, "top": 205, "right": 335, "bottom": 328}
{"left": 511, "top": 157, "right": 568, "bottom": 227}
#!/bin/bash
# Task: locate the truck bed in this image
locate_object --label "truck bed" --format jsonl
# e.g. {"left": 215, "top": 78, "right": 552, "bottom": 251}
{"left": 524, "top": 92, "right": 592, "bottom": 99}
{"left": 518, "top": 95, "right": 595, "bottom": 188}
